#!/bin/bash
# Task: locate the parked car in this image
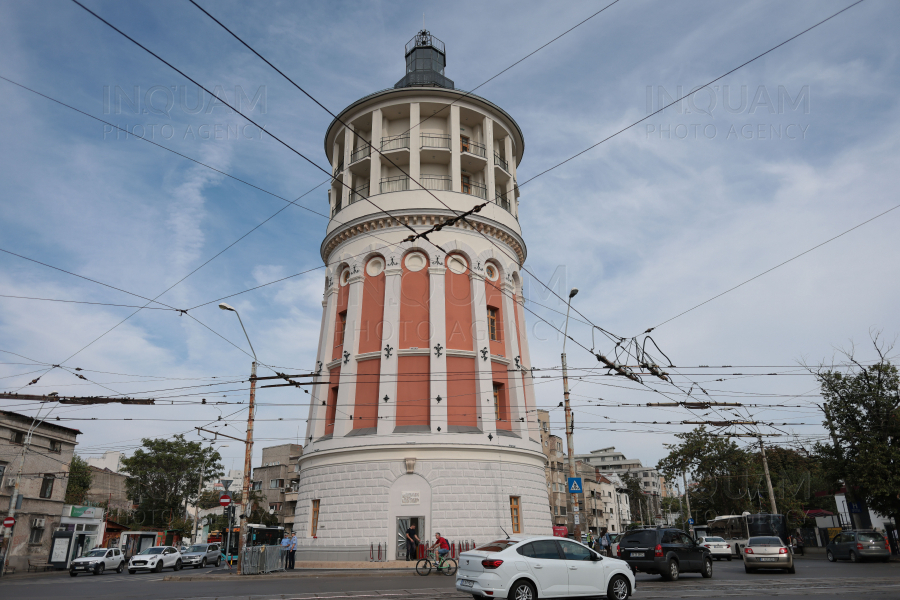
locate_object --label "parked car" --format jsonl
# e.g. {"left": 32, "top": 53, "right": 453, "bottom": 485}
{"left": 69, "top": 547, "right": 126, "bottom": 576}
{"left": 128, "top": 546, "right": 183, "bottom": 574}
{"left": 697, "top": 536, "right": 732, "bottom": 561}
{"left": 617, "top": 528, "right": 712, "bottom": 581}
{"left": 742, "top": 536, "right": 794, "bottom": 574}
{"left": 181, "top": 543, "right": 222, "bottom": 568}
{"left": 456, "top": 536, "right": 636, "bottom": 600}
{"left": 826, "top": 530, "right": 891, "bottom": 563}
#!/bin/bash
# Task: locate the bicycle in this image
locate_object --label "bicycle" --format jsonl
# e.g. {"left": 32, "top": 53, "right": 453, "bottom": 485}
{"left": 415, "top": 549, "right": 457, "bottom": 576}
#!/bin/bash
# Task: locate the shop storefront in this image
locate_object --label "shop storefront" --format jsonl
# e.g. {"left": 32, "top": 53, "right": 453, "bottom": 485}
{"left": 50, "top": 506, "right": 106, "bottom": 569}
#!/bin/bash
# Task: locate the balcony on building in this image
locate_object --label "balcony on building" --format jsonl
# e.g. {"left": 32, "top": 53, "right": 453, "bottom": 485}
{"left": 350, "top": 183, "right": 369, "bottom": 204}
{"left": 380, "top": 133, "right": 411, "bottom": 165}
{"left": 380, "top": 174, "right": 409, "bottom": 194}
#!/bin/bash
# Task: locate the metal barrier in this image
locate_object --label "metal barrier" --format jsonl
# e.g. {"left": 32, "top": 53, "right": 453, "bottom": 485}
{"left": 240, "top": 545, "right": 288, "bottom": 575}
{"left": 369, "top": 542, "right": 387, "bottom": 562}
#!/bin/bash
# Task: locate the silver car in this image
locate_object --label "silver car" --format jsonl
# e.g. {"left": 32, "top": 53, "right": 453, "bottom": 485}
{"left": 742, "top": 536, "right": 794, "bottom": 574}
{"left": 181, "top": 543, "right": 222, "bottom": 569}
{"left": 69, "top": 547, "right": 126, "bottom": 576}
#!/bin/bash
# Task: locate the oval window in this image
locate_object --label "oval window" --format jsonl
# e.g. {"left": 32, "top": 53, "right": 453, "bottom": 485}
{"left": 366, "top": 256, "right": 385, "bottom": 277}
{"left": 405, "top": 252, "right": 427, "bottom": 272}
{"left": 447, "top": 255, "right": 467, "bottom": 275}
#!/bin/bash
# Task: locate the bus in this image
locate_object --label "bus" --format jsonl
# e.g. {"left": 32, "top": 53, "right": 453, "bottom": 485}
{"left": 706, "top": 513, "right": 788, "bottom": 556}
{"left": 222, "top": 525, "right": 285, "bottom": 564}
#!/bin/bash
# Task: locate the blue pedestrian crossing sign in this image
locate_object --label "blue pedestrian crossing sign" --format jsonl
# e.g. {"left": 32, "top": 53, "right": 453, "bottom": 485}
{"left": 568, "top": 478, "right": 583, "bottom": 494}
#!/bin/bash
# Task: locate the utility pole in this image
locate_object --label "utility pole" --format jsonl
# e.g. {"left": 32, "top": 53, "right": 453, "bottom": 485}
{"left": 675, "top": 482, "right": 685, "bottom": 531}
{"left": 682, "top": 471, "right": 693, "bottom": 536}
{"left": 561, "top": 288, "right": 580, "bottom": 541}
{"left": 757, "top": 436, "right": 778, "bottom": 515}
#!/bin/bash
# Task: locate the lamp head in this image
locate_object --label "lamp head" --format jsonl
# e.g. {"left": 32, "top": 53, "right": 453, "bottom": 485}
{"left": 569, "top": 288, "right": 579, "bottom": 299}
{"left": 218, "top": 303, "right": 235, "bottom": 312}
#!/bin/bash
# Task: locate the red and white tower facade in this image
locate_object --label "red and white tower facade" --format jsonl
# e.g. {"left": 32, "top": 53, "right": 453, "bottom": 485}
{"left": 295, "top": 31, "right": 550, "bottom": 560}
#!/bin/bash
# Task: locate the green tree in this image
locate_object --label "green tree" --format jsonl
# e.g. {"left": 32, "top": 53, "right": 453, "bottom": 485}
{"left": 64, "top": 455, "right": 93, "bottom": 504}
{"left": 619, "top": 473, "right": 646, "bottom": 526}
{"left": 121, "top": 435, "right": 223, "bottom": 529}
{"left": 811, "top": 338, "right": 900, "bottom": 528}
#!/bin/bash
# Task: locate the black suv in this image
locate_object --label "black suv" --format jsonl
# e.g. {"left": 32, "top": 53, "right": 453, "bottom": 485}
{"left": 617, "top": 528, "right": 713, "bottom": 581}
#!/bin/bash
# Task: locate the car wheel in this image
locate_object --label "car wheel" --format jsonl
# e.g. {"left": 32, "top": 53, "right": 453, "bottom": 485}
{"left": 174, "top": 559, "right": 182, "bottom": 571}
{"left": 128, "top": 569, "right": 136, "bottom": 574}
{"left": 849, "top": 551, "right": 858, "bottom": 563}
{"left": 94, "top": 563, "right": 104, "bottom": 576}
{"left": 215, "top": 556, "right": 221, "bottom": 567}
{"left": 744, "top": 565, "right": 754, "bottom": 574}
{"left": 826, "top": 550, "right": 836, "bottom": 562}
{"left": 607, "top": 574, "right": 630, "bottom": 600}
{"left": 663, "top": 559, "right": 680, "bottom": 581}
{"left": 701, "top": 558, "right": 713, "bottom": 578}
{"left": 201, "top": 558, "right": 206, "bottom": 568}
{"left": 69, "top": 571, "right": 78, "bottom": 577}
{"left": 154, "top": 562, "right": 163, "bottom": 573}
{"left": 511, "top": 579, "right": 536, "bottom": 600}
{"left": 787, "top": 565, "right": 796, "bottom": 574}
{"left": 116, "top": 562, "right": 124, "bottom": 573}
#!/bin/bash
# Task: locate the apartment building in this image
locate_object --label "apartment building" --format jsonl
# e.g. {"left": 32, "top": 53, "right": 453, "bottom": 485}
{"left": 251, "top": 444, "right": 302, "bottom": 530}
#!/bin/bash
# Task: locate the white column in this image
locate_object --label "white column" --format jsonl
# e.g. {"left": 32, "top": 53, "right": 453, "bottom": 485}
{"left": 500, "top": 279, "right": 528, "bottom": 438}
{"left": 483, "top": 117, "right": 496, "bottom": 200}
{"left": 409, "top": 102, "right": 421, "bottom": 189}
{"left": 311, "top": 280, "right": 339, "bottom": 441}
{"left": 470, "top": 271, "right": 495, "bottom": 437}
{"left": 341, "top": 126, "right": 353, "bottom": 207}
{"left": 333, "top": 267, "right": 364, "bottom": 438}
{"left": 376, "top": 262, "right": 402, "bottom": 436}
{"left": 428, "top": 263, "right": 447, "bottom": 433}
{"left": 370, "top": 108, "right": 383, "bottom": 196}
{"left": 450, "top": 105, "right": 461, "bottom": 192}
{"left": 331, "top": 142, "right": 342, "bottom": 213}
{"left": 516, "top": 294, "right": 540, "bottom": 441}
{"left": 504, "top": 136, "right": 515, "bottom": 212}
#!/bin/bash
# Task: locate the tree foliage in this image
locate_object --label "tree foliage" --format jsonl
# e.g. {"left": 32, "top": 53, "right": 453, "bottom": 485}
{"left": 619, "top": 473, "right": 646, "bottom": 525}
{"left": 64, "top": 455, "right": 93, "bottom": 505}
{"left": 811, "top": 337, "right": 900, "bottom": 523}
{"left": 120, "top": 435, "right": 223, "bottom": 528}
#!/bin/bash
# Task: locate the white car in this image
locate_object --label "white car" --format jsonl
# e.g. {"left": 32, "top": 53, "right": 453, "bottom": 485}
{"left": 69, "top": 547, "right": 126, "bottom": 576}
{"left": 128, "top": 546, "right": 183, "bottom": 574}
{"left": 457, "top": 536, "right": 636, "bottom": 600}
{"left": 697, "top": 536, "right": 733, "bottom": 560}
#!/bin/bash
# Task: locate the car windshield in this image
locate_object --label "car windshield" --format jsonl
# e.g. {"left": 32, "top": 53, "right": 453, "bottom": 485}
{"left": 620, "top": 531, "right": 657, "bottom": 547}
{"left": 476, "top": 540, "right": 519, "bottom": 552}
{"left": 86, "top": 549, "right": 107, "bottom": 557}
{"left": 138, "top": 548, "right": 165, "bottom": 555}
{"left": 705, "top": 537, "right": 725, "bottom": 542}
{"left": 187, "top": 545, "right": 207, "bottom": 552}
{"left": 749, "top": 537, "right": 783, "bottom": 546}
{"left": 858, "top": 533, "right": 883, "bottom": 543}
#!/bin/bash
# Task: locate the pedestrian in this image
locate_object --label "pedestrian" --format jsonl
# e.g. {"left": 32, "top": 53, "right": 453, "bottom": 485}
{"left": 289, "top": 531, "right": 297, "bottom": 569}
{"left": 405, "top": 523, "right": 420, "bottom": 562}
{"left": 280, "top": 532, "right": 291, "bottom": 569}
{"left": 794, "top": 530, "right": 804, "bottom": 556}
{"left": 600, "top": 528, "right": 611, "bottom": 557}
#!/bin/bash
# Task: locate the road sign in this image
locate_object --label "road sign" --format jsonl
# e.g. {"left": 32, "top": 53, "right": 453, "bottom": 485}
{"left": 567, "top": 478, "right": 583, "bottom": 494}
{"left": 574, "top": 515, "right": 580, "bottom": 525}
{"left": 219, "top": 494, "right": 232, "bottom": 507}
{"left": 3, "top": 517, "right": 14, "bottom": 528}
{"left": 848, "top": 502, "right": 862, "bottom": 514}
{"left": 220, "top": 479, "right": 233, "bottom": 491}
{"left": 688, "top": 518, "right": 694, "bottom": 525}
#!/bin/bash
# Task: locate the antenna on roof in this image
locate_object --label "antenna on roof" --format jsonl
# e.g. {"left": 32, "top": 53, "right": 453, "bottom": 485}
{"left": 500, "top": 526, "right": 510, "bottom": 540}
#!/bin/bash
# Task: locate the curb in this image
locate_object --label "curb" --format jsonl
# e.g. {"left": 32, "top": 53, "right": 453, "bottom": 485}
{"left": 164, "top": 569, "right": 419, "bottom": 582}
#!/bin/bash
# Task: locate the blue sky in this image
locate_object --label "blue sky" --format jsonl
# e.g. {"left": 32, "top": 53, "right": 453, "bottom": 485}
{"left": 1, "top": 0, "right": 898, "bottom": 473}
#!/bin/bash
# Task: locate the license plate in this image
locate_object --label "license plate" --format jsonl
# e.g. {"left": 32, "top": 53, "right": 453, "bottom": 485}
{"left": 759, "top": 557, "right": 778, "bottom": 562}
{"left": 630, "top": 552, "right": 645, "bottom": 558}
{"left": 460, "top": 579, "right": 474, "bottom": 588}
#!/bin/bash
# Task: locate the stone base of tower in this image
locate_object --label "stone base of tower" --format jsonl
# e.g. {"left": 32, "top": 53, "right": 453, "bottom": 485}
{"left": 293, "top": 444, "right": 551, "bottom": 562}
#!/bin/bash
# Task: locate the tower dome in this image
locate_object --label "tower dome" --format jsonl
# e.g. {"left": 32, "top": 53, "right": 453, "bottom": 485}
{"left": 295, "top": 32, "right": 548, "bottom": 561}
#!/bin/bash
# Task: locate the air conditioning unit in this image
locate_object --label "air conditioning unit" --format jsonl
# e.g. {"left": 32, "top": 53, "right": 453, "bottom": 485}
{"left": 32, "top": 518, "right": 46, "bottom": 528}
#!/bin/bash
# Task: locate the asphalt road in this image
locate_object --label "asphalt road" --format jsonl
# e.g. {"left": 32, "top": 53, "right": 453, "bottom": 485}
{"left": 1, "top": 555, "right": 898, "bottom": 600}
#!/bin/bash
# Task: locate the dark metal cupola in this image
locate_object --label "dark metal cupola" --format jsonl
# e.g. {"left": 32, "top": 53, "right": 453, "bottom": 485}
{"left": 394, "top": 30, "right": 454, "bottom": 89}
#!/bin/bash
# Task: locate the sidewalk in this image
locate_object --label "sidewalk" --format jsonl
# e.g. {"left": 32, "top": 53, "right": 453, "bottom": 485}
{"left": 165, "top": 560, "right": 419, "bottom": 581}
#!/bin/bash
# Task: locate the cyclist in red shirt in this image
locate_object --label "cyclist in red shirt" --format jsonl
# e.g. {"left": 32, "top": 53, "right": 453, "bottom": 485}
{"left": 430, "top": 532, "right": 450, "bottom": 558}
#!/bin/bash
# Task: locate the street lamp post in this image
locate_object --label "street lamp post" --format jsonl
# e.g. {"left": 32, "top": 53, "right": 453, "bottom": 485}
{"left": 219, "top": 303, "right": 258, "bottom": 576}
{"left": 561, "top": 288, "right": 579, "bottom": 541}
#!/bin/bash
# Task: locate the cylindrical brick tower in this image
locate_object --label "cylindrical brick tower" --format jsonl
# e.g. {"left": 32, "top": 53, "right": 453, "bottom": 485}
{"left": 295, "top": 30, "right": 550, "bottom": 561}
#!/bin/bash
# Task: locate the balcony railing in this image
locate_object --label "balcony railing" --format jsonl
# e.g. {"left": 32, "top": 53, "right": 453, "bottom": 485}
{"left": 381, "top": 134, "right": 410, "bottom": 152}
{"left": 461, "top": 139, "right": 486, "bottom": 158}
{"left": 421, "top": 175, "right": 451, "bottom": 191}
{"left": 350, "top": 183, "right": 369, "bottom": 204}
{"left": 421, "top": 133, "right": 451, "bottom": 149}
{"left": 495, "top": 189, "right": 511, "bottom": 212}
{"left": 494, "top": 153, "right": 509, "bottom": 172}
{"left": 463, "top": 182, "right": 487, "bottom": 200}
{"left": 333, "top": 160, "right": 344, "bottom": 178}
{"left": 380, "top": 175, "right": 409, "bottom": 194}
{"left": 350, "top": 145, "right": 371, "bottom": 163}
